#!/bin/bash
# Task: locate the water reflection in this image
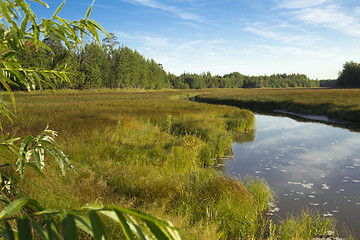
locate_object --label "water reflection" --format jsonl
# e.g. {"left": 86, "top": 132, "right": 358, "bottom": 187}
{"left": 226, "top": 114, "right": 360, "bottom": 235}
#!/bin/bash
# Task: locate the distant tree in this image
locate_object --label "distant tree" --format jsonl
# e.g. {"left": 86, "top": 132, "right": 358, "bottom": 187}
{"left": 80, "top": 42, "right": 107, "bottom": 87}
{"left": 337, "top": 61, "right": 360, "bottom": 88}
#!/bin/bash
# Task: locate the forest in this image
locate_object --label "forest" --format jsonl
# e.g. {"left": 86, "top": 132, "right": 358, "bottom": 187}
{"left": 16, "top": 33, "right": 320, "bottom": 91}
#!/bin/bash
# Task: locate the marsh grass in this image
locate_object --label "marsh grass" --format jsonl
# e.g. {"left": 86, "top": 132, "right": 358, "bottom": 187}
{"left": 2, "top": 89, "right": 278, "bottom": 239}
{"left": 277, "top": 209, "right": 356, "bottom": 240}
{"left": 3, "top": 89, "right": 348, "bottom": 239}
{"left": 195, "top": 88, "right": 360, "bottom": 122}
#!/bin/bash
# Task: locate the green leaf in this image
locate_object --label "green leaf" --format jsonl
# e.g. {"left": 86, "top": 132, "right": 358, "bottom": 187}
{"left": 20, "top": 15, "right": 29, "bottom": 32}
{"left": 112, "top": 210, "right": 135, "bottom": 240}
{"left": 31, "top": 220, "right": 48, "bottom": 240}
{"left": 88, "top": 211, "right": 107, "bottom": 240}
{"left": 125, "top": 215, "right": 148, "bottom": 240}
{"left": 17, "top": 136, "right": 35, "bottom": 178}
{"left": 0, "top": 197, "right": 44, "bottom": 219}
{"left": 60, "top": 209, "right": 77, "bottom": 239}
{"left": 19, "top": 136, "right": 34, "bottom": 157}
{"left": 73, "top": 213, "right": 94, "bottom": 237}
{"left": 145, "top": 220, "right": 170, "bottom": 240}
{"left": 17, "top": 216, "right": 33, "bottom": 240}
{"left": 51, "top": 1, "right": 65, "bottom": 19}
{"left": 56, "top": 148, "right": 74, "bottom": 170}
{"left": 0, "top": 73, "right": 16, "bottom": 109}
{"left": 85, "top": 0, "right": 95, "bottom": 20}
{"left": 45, "top": 217, "right": 61, "bottom": 240}
{"left": 3, "top": 220, "right": 15, "bottom": 240}
{"left": 29, "top": 0, "right": 49, "bottom": 8}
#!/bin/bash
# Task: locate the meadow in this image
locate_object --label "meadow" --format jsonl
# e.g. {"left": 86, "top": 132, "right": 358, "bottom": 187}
{"left": 195, "top": 88, "right": 360, "bottom": 123}
{"left": 0, "top": 89, "right": 352, "bottom": 239}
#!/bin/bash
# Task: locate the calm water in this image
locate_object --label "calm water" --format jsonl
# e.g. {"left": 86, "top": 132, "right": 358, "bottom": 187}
{"left": 225, "top": 114, "right": 360, "bottom": 235}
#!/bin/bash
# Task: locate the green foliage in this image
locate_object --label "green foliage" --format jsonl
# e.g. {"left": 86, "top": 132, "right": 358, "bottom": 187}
{"left": 0, "top": 198, "right": 181, "bottom": 240}
{"left": 169, "top": 72, "right": 319, "bottom": 90}
{"left": 337, "top": 61, "right": 360, "bottom": 88}
{"left": 17, "top": 36, "right": 170, "bottom": 90}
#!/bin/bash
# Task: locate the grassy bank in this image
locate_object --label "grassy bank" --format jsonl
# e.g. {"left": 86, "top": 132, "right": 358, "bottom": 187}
{"left": 195, "top": 88, "right": 360, "bottom": 123}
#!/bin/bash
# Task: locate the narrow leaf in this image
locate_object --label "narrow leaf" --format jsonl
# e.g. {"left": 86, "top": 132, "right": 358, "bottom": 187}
{"left": 3, "top": 220, "right": 15, "bottom": 240}
{"left": 29, "top": 0, "right": 49, "bottom": 8}
{"left": 0, "top": 197, "right": 44, "bottom": 219}
{"left": 112, "top": 209, "right": 135, "bottom": 240}
{"left": 60, "top": 210, "right": 77, "bottom": 239}
{"left": 73, "top": 213, "right": 94, "bottom": 237}
{"left": 145, "top": 220, "right": 170, "bottom": 240}
{"left": 45, "top": 217, "right": 61, "bottom": 240}
{"left": 31, "top": 220, "right": 48, "bottom": 240}
{"left": 85, "top": 1, "right": 94, "bottom": 20}
{"left": 51, "top": 1, "right": 65, "bottom": 19}
{"left": 88, "top": 211, "right": 107, "bottom": 240}
{"left": 17, "top": 216, "right": 33, "bottom": 240}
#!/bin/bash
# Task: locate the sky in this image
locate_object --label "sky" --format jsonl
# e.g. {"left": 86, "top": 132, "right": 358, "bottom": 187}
{"left": 32, "top": 0, "right": 360, "bottom": 79}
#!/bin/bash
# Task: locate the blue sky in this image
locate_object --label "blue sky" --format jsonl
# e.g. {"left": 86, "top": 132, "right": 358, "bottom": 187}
{"left": 32, "top": 0, "right": 360, "bottom": 79}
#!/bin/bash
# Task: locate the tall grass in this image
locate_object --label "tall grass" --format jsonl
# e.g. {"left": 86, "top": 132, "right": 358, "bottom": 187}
{"left": 2, "top": 89, "right": 276, "bottom": 239}
{"left": 278, "top": 209, "right": 355, "bottom": 240}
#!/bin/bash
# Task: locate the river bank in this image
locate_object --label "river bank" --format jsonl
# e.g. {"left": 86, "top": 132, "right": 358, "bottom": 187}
{"left": 194, "top": 88, "right": 360, "bottom": 124}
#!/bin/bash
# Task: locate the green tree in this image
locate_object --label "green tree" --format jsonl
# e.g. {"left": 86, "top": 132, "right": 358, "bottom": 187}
{"left": 80, "top": 42, "right": 107, "bottom": 87}
{"left": 337, "top": 61, "right": 360, "bottom": 88}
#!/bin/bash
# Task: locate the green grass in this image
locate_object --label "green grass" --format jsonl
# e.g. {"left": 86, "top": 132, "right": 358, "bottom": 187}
{"left": 278, "top": 209, "right": 355, "bottom": 240}
{"left": 1, "top": 89, "right": 353, "bottom": 239}
{"left": 2, "top": 89, "right": 274, "bottom": 239}
{"left": 195, "top": 88, "right": 360, "bottom": 122}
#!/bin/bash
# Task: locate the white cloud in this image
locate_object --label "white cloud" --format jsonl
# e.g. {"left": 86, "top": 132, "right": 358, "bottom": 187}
{"left": 245, "top": 24, "right": 319, "bottom": 46}
{"left": 292, "top": 4, "right": 360, "bottom": 37}
{"left": 128, "top": 0, "right": 204, "bottom": 22}
{"left": 277, "top": 0, "right": 329, "bottom": 9}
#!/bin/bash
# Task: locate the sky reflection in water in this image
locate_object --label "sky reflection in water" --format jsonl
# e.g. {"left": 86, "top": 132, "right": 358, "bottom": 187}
{"left": 226, "top": 114, "right": 360, "bottom": 233}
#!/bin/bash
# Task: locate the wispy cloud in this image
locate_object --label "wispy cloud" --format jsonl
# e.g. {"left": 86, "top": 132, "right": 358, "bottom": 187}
{"left": 127, "top": 0, "right": 204, "bottom": 22}
{"left": 245, "top": 23, "right": 319, "bottom": 46}
{"left": 274, "top": 1, "right": 360, "bottom": 37}
{"left": 277, "top": 0, "right": 329, "bottom": 9}
{"left": 291, "top": 4, "right": 360, "bottom": 37}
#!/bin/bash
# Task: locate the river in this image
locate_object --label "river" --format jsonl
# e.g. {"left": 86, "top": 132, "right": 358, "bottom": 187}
{"left": 225, "top": 114, "right": 360, "bottom": 237}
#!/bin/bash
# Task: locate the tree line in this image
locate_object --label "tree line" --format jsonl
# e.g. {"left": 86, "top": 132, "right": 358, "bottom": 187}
{"left": 17, "top": 34, "right": 170, "bottom": 90}
{"left": 14, "top": 34, "right": 320, "bottom": 90}
{"left": 168, "top": 71, "right": 319, "bottom": 89}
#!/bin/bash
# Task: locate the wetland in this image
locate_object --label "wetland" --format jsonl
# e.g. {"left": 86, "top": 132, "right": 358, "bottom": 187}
{"left": 226, "top": 113, "right": 360, "bottom": 237}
